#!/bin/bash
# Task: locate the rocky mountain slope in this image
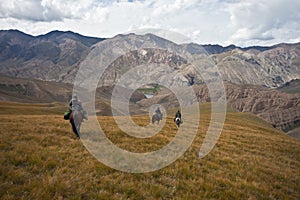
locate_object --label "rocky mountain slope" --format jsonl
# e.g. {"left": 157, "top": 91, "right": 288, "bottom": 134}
{"left": 0, "top": 30, "right": 104, "bottom": 82}
{"left": 213, "top": 44, "right": 300, "bottom": 87}
{"left": 98, "top": 48, "right": 189, "bottom": 87}
{"left": 0, "top": 30, "right": 299, "bottom": 88}
{"left": 224, "top": 83, "right": 300, "bottom": 132}
{"left": 74, "top": 33, "right": 299, "bottom": 89}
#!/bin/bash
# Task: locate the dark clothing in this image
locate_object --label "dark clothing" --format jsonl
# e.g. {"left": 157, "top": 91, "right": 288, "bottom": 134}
{"left": 69, "top": 99, "right": 83, "bottom": 111}
{"left": 174, "top": 111, "right": 182, "bottom": 124}
{"left": 175, "top": 111, "right": 181, "bottom": 119}
{"left": 155, "top": 108, "right": 161, "bottom": 115}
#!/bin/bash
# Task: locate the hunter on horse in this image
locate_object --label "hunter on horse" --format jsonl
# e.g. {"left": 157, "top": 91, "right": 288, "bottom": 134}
{"left": 65, "top": 94, "right": 88, "bottom": 138}
{"left": 174, "top": 110, "right": 183, "bottom": 127}
{"left": 152, "top": 107, "right": 163, "bottom": 124}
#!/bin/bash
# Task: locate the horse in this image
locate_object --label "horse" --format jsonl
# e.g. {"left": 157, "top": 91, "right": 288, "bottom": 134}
{"left": 70, "top": 110, "right": 84, "bottom": 138}
{"left": 152, "top": 113, "right": 163, "bottom": 125}
{"left": 175, "top": 117, "right": 182, "bottom": 128}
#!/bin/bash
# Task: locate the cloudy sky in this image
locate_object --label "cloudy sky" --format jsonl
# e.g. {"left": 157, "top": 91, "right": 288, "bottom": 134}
{"left": 0, "top": 0, "right": 299, "bottom": 47}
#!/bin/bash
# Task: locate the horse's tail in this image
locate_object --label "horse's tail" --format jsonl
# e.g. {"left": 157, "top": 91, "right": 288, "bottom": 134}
{"left": 151, "top": 115, "right": 155, "bottom": 124}
{"left": 175, "top": 117, "right": 181, "bottom": 127}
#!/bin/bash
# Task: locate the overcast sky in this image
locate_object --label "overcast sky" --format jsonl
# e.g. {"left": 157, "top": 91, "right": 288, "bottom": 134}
{"left": 0, "top": 0, "right": 299, "bottom": 47}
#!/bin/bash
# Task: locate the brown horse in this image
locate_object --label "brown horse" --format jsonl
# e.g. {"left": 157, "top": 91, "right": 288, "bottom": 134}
{"left": 70, "top": 110, "right": 84, "bottom": 138}
{"left": 152, "top": 113, "right": 163, "bottom": 125}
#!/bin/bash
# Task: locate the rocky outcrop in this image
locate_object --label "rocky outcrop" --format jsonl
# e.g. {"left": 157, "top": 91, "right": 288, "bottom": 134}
{"left": 99, "top": 48, "right": 188, "bottom": 87}
{"left": 214, "top": 44, "right": 300, "bottom": 87}
{"left": 223, "top": 83, "right": 300, "bottom": 131}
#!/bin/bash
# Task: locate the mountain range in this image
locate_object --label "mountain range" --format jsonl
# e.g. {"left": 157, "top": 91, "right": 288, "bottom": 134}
{"left": 0, "top": 30, "right": 104, "bottom": 82}
{"left": 1, "top": 30, "right": 299, "bottom": 87}
{"left": 0, "top": 29, "right": 299, "bottom": 138}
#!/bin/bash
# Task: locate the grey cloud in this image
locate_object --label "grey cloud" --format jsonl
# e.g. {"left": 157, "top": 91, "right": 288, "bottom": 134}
{"left": 252, "top": 32, "right": 275, "bottom": 41}
{"left": 0, "top": 0, "right": 79, "bottom": 22}
{"left": 0, "top": 0, "right": 135, "bottom": 22}
{"left": 1, "top": 0, "right": 58, "bottom": 21}
{"left": 228, "top": 0, "right": 300, "bottom": 44}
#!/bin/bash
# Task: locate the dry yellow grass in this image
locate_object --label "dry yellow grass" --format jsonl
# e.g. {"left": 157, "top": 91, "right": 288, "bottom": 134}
{"left": 0, "top": 102, "right": 299, "bottom": 199}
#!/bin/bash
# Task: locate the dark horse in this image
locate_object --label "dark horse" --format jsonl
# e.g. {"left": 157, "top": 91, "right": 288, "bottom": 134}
{"left": 152, "top": 113, "right": 163, "bottom": 124}
{"left": 70, "top": 110, "right": 84, "bottom": 138}
{"left": 175, "top": 117, "right": 182, "bottom": 128}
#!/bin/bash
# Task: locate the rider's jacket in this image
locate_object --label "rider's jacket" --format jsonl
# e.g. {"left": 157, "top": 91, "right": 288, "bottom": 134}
{"left": 156, "top": 109, "right": 161, "bottom": 115}
{"left": 175, "top": 112, "right": 181, "bottom": 118}
{"left": 69, "top": 99, "right": 83, "bottom": 111}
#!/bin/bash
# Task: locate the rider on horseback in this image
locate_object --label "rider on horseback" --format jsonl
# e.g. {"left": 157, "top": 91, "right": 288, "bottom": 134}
{"left": 69, "top": 94, "right": 88, "bottom": 120}
{"left": 174, "top": 110, "right": 182, "bottom": 123}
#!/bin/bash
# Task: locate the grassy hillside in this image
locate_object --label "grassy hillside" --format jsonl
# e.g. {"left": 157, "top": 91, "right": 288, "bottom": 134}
{"left": 0, "top": 101, "right": 67, "bottom": 115}
{"left": 0, "top": 102, "right": 299, "bottom": 199}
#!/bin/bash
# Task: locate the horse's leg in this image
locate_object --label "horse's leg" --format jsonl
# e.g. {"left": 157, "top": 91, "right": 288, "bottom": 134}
{"left": 75, "top": 114, "right": 82, "bottom": 137}
{"left": 71, "top": 120, "right": 80, "bottom": 138}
